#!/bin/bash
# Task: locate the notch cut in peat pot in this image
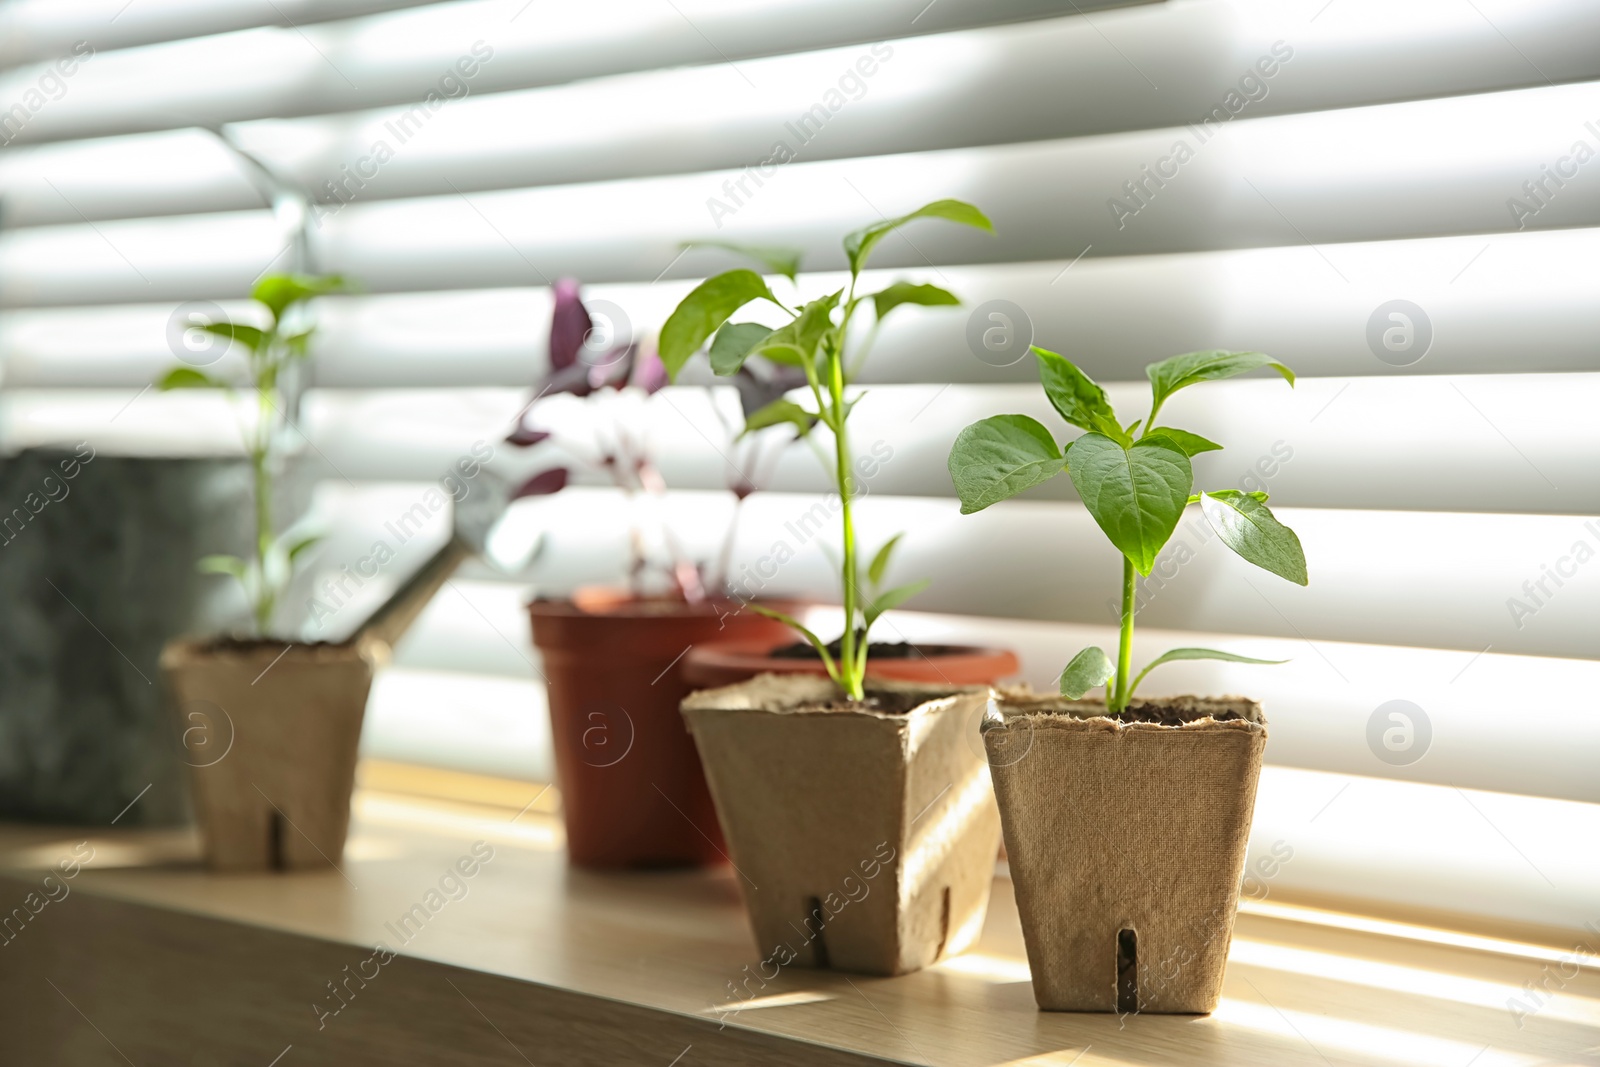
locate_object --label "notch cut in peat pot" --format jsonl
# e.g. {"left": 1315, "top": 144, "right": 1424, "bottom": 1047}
{"left": 982, "top": 690, "right": 1267, "bottom": 1013}
{"left": 681, "top": 673, "right": 1001, "bottom": 977}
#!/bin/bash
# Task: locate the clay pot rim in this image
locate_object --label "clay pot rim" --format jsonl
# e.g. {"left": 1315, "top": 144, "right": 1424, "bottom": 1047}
{"left": 985, "top": 690, "right": 1267, "bottom": 733}
{"left": 528, "top": 586, "right": 801, "bottom": 622}
{"left": 683, "top": 672, "right": 983, "bottom": 723}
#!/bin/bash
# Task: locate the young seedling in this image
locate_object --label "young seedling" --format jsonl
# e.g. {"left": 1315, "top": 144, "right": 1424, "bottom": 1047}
{"left": 158, "top": 273, "right": 345, "bottom": 635}
{"left": 659, "top": 200, "right": 994, "bottom": 701}
{"left": 948, "top": 347, "right": 1307, "bottom": 712}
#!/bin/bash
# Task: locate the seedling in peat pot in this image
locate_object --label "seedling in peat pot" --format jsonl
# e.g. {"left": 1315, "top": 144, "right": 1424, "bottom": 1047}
{"left": 948, "top": 347, "right": 1308, "bottom": 710}
{"left": 659, "top": 199, "right": 994, "bottom": 700}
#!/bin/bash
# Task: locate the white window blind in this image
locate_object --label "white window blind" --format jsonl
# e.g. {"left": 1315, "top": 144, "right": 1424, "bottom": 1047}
{"left": 2, "top": 0, "right": 1595, "bottom": 940}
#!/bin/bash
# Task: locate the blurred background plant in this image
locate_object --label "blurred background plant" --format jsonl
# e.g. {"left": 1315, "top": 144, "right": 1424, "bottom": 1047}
{"left": 157, "top": 273, "right": 345, "bottom": 636}
{"left": 502, "top": 277, "right": 811, "bottom": 601}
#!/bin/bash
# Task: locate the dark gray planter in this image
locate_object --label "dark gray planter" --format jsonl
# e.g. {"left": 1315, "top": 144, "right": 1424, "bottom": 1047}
{"left": 0, "top": 449, "right": 261, "bottom": 827}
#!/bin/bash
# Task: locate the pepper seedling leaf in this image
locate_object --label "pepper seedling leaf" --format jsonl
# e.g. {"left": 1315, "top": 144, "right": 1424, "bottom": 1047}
{"left": 1200, "top": 490, "right": 1308, "bottom": 585}
{"left": 1128, "top": 646, "right": 1288, "bottom": 699}
{"left": 843, "top": 199, "right": 992, "bottom": 276}
{"left": 1067, "top": 433, "right": 1192, "bottom": 576}
{"left": 158, "top": 367, "right": 226, "bottom": 390}
{"left": 867, "top": 533, "right": 904, "bottom": 588}
{"left": 1034, "top": 347, "right": 1120, "bottom": 437}
{"left": 741, "top": 398, "right": 817, "bottom": 439}
{"left": 949, "top": 414, "right": 1067, "bottom": 514}
{"left": 1146, "top": 350, "right": 1294, "bottom": 419}
{"left": 1059, "top": 646, "right": 1115, "bottom": 699}
{"left": 748, "top": 291, "right": 841, "bottom": 370}
{"left": 871, "top": 282, "right": 960, "bottom": 320}
{"left": 709, "top": 322, "right": 776, "bottom": 376}
{"left": 1144, "top": 426, "right": 1223, "bottom": 456}
{"left": 683, "top": 240, "right": 802, "bottom": 283}
{"left": 864, "top": 578, "right": 930, "bottom": 629}
{"left": 658, "top": 270, "right": 782, "bottom": 378}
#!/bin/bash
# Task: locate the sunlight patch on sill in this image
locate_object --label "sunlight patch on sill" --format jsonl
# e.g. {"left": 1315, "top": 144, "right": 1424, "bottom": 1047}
{"left": 935, "top": 951, "right": 1031, "bottom": 984}
{"left": 1230, "top": 938, "right": 1600, "bottom": 1028}
{"left": 1241, "top": 899, "right": 1600, "bottom": 971}
{"left": 1213, "top": 998, "right": 1544, "bottom": 1067}
{"left": 352, "top": 792, "right": 562, "bottom": 851}
{"left": 704, "top": 990, "right": 835, "bottom": 1015}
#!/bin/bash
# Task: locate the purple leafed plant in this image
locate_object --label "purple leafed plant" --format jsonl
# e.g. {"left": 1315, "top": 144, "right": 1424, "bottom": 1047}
{"left": 504, "top": 279, "right": 808, "bottom": 600}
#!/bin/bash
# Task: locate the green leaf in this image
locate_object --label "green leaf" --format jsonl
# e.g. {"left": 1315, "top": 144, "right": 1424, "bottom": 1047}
{"left": 198, "top": 554, "right": 249, "bottom": 581}
{"left": 748, "top": 291, "right": 840, "bottom": 370}
{"left": 864, "top": 578, "right": 929, "bottom": 628}
{"left": 158, "top": 367, "right": 225, "bottom": 390}
{"left": 867, "top": 533, "right": 903, "bottom": 588}
{"left": 1200, "top": 490, "right": 1308, "bottom": 586}
{"left": 1129, "top": 646, "right": 1288, "bottom": 699}
{"left": 1034, "top": 347, "right": 1119, "bottom": 436}
{"left": 1146, "top": 350, "right": 1294, "bottom": 419}
{"left": 283, "top": 532, "right": 324, "bottom": 563}
{"left": 659, "top": 270, "right": 781, "bottom": 378}
{"left": 708, "top": 322, "right": 776, "bottom": 376}
{"left": 842, "top": 199, "right": 993, "bottom": 276}
{"left": 283, "top": 328, "right": 316, "bottom": 358}
{"left": 741, "top": 398, "right": 817, "bottom": 438}
{"left": 748, "top": 603, "right": 839, "bottom": 685}
{"left": 1144, "top": 426, "right": 1223, "bottom": 456}
{"left": 871, "top": 282, "right": 960, "bottom": 320}
{"left": 200, "top": 321, "right": 265, "bottom": 351}
{"left": 947, "top": 414, "right": 1067, "bottom": 515}
{"left": 252, "top": 274, "right": 344, "bottom": 323}
{"left": 683, "top": 240, "right": 802, "bottom": 283}
{"left": 1059, "top": 646, "right": 1114, "bottom": 699}
{"left": 1066, "top": 433, "right": 1192, "bottom": 576}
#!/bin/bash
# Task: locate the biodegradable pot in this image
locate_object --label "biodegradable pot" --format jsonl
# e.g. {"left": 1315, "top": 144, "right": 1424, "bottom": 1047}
{"left": 161, "top": 638, "right": 379, "bottom": 871}
{"left": 528, "top": 589, "right": 799, "bottom": 869}
{"left": 682, "top": 639, "right": 1019, "bottom": 690}
{"left": 983, "top": 692, "right": 1266, "bottom": 1014}
{"left": 682, "top": 674, "right": 1001, "bottom": 977}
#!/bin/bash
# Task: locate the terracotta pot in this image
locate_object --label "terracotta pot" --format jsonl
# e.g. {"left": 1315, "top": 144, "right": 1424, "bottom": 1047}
{"left": 682, "top": 639, "right": 1019, "bottom": 690}
{"left": 682, "top": 674, "right": 1001, "bottom": 977}
{"left": 528, "top": 589, "right": 798, "bottom": 869}
{"left": 161, "top": 638, "right": 378, "bottom": 871}
{"left": 983, "top": 692, "right": 1266, "bottom": 1014}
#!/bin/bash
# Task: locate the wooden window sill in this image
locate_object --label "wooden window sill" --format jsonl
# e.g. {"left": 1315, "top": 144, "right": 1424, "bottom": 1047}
{"left": 0, "top": 765, "right": 1595, "bottom": 1066}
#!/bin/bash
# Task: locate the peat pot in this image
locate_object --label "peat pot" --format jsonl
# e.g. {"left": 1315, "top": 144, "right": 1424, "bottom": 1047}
{"left": 161, "top": 637, "right": 379, "bottom": 871}
{"left": 983, "top": 691, "right": 1267, "bottom": 1014}
{"left": 682, "top": 674, "right": 1002, "bottom": 977}
{"left": 527, "top": 588, "right": 798, "bottom": 869}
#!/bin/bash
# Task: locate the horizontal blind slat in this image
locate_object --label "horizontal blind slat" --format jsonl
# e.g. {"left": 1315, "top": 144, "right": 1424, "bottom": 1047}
{"left": 0, "top": 0, "right": 443, "bottom": 69}
{"left": 0, "top": 0, "right": 1140, "bottom": 143}
{"left": 5, "top": 372, "right": 1593, "bottom": 515}
{"left": 6, "top": 81, "right": 1600, "bottom": 305}
{"left": 7, "top": 3, "right": 1600, "bottom": 223}
{"left": 6, "top": 227, "right": 1596, "bottom": 385}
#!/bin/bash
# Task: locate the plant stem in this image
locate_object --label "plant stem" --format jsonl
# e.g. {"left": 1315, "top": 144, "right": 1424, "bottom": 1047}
{"left": 251, "top": 347, "right": 275, "bottom": 634}
{"left": 1113, "top": 554, "right": 1135, "bottom": 711}
{"left": 827, "top": 344, "right": 863, "bottom": 701}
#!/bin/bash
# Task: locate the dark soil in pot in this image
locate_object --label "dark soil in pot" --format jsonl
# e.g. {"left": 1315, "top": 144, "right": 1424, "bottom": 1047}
{"left": 683, "top": 636, "right": 1019, "bottom": 690}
